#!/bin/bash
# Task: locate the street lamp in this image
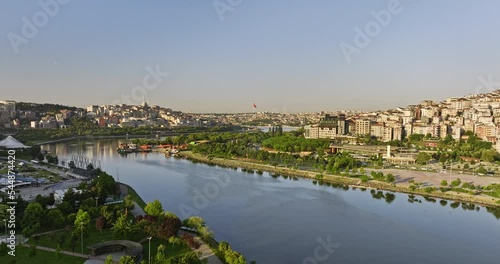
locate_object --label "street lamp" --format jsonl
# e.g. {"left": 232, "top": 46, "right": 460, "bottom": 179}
{"left": 80, "top": 222, "right": 84, "bottom": 254}
{"left": 147, "top": 236, "right": 152, "bottom": 264}
{"left": 3, "top": 219, "right": 6, "bottom": 244}
{"left": 446, "top": 160, "right": 452, "bottom": 183}
{"left": 95, "top": 196, "right": 98, "bottom": 207}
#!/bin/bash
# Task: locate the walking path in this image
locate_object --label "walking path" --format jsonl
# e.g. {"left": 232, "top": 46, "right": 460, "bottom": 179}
{"left": 22, "top": 244, "right": 96, "bottom": 259}
{"left": 118, "top": 182, "right": 146, "bottom": 217}
{"left": 179, "top": 230, "right": 223, "bottom": 264}
{"left": 118, "top": 183, "right": 222, "bottom": 264}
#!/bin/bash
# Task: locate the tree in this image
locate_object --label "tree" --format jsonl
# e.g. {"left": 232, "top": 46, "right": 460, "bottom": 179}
{"left": 37, "top": 152, "right": 45, "bottom": 162}
{"left": 385, "top": 173, "right": 396, "bottom": 184}
{"left": 157, "top": 215, "right": 181, "bottom": 240}
{"left": 451, "top": 179, "right": 461, "bottom": 187}
{"left": 119, "top": 255, "right": 136, "bottom": 264}
{"left": 415, "top": 152, "right": 431, "bottom": 165}
{"left": 74, "top": 209, "right": 91, "bottom": 235}
{"left": 93, "top": 172, "right": 117, "bottom": 198}
{"left": 440, "top": 180, "right": 448, "bottom": 187}
{"left": 68, "top": 161, "right": 76, "bottom": 169}
{"left": 0, "top": 242, "right": 7, "bottom": 256}
{"left": 30, "top": 145, "right": 41, "bottom": 159}
{"left": 104, "top": 255, "right": 114, "bottom": 264}
{"left": 29, "top": 244, "right": 37, "bottom": 257}
{"left": 169, "top": 236, "right": 183, "bottom": 250}
{"left": 46, "top": 209, "right": 65, "bottom": 229}
{"left": 477, "top": 166, "right": 488, "bottom": 174}
{"left": 55, "top": 244, "right": 62, "bottom": 260}
{"left": 112, "top": 213, "right": 133, "bottom": 239}
{"left": 144, "top": 200, "right": 164, "bottom": 217}
{"left": 481, "top": 149, "right": 496, "bottom": 163}
{"left": 21, "top": 202, "right": 45, "bottom": 237}
{"left": 0, "top": 204, "right": 8, "bottom": 224}
{"left": 96, "top": 216, "right": 106, "bottom": 233}
{"left": 123, "top": 195, "right": 135, "bottom": 211}
{"left": 183, "top": 216, "right": 205, "bottom": 230}
{"left": 199, "top": 226, "right": 214, "bottom": 241}
{"left": 155, "top": 244, "right": 166, "bottom": 263}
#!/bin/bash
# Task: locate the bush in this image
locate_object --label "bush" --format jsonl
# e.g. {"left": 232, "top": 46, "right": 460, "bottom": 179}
{"left": 29, "top": 244, "right": 37, "bottom": 257}
{"left": 182, "top": 233, "right": 200, "bottom": 249}
{"left": 461, "top": 183, "right": 471, "bottom": 189}
{"left": 451, "top": 179, "right": 461, "bottom": 187}
{"left": 0, "top": 242, "right": 7, "bottom": 256}
{"left": 360, "top": 175, "right": 369, "bottom": 183}
{"left": 384, "top": 173, "right": 395, "bottom": 183}
{"left": 424, "top": 187, "right": 435, "bottom": 193}
{"left": 315, "top": 174, "right": 323, "bottom": 180}
{"left": 440, "top": 180, "right": 448, "bottom": 187}
{"left": 476, "top": 166, "right": 487, "bottom": 174}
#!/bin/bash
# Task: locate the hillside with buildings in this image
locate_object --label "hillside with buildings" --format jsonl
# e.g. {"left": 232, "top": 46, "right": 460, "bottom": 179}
{"left": 304, "top": 90, "right": 500, "bottom": 153}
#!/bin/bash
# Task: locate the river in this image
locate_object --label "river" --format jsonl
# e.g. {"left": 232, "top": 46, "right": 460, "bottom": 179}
{"left": 42, "top": 139, "right": 500, "bottom": 264}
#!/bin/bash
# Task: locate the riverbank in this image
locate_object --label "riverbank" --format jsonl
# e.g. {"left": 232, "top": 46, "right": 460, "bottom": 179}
{"left": 179, "top": 151, "right": 500, "bottom": 208}
{"left": 118, "top": 182, "right": 225, "bottom": 264}
{"left": 34, "top": 134, "right": 158, "bottom": 145}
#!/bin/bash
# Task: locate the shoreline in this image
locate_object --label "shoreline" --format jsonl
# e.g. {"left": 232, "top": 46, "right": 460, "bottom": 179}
{"left": 178, "top": 151, "right": 500, "bottom": 208}
{"left": 34, "top": 134, "right": 160, "bottom": 145}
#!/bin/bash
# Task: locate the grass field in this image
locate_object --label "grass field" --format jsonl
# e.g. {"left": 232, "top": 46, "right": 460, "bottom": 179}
{"left": 34, "top": 226, "right": 117, "bottom": 255}
{"left": 124, "top": 184, "right": 147, "bottom": 209}
{"left": 0, "top": 245, "right": 85, "bottom": 264}
{"left": 142, "top": 237, "right": 201, "bottom": 264}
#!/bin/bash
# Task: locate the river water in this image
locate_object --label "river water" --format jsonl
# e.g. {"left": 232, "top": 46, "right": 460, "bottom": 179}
{"left": 42, "top": 139, "right": 500, "bottom": 264}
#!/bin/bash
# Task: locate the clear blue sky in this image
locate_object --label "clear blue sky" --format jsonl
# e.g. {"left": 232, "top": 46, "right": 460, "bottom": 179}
{"left": 1, "top": 0, "right": 500, "bottom": 113}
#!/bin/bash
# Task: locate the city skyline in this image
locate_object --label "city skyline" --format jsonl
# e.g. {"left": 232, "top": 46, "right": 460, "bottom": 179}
{"left": 2, "top": 1, "right": 500, "bottom": 112}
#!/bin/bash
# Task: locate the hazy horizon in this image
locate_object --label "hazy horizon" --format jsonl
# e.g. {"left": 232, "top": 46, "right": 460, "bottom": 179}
{"left": 2, "top": 1, "right": 500, "bottom": 113}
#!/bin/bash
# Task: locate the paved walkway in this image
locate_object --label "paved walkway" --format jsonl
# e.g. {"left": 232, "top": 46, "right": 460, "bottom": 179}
{"left": 22, "top": 244, "right": 95, "bottom": 259}
{"left": 179, "top": 231, "right": 223, "bottom": 264}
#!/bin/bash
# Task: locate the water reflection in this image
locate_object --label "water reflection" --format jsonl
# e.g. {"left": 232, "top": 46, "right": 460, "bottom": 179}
{"left": 41, "top": 139, "right": 500, "bottom": 264}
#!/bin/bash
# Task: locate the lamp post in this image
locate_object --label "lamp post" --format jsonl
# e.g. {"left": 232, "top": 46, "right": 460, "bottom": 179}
{"left": 3, "top": 219, "right": 6, "bottom": 243}
{"left": 447, "top": 160, "right": 452, "bottom": 184}
{"left": 80, "top": 222, "right": 84, "bottom": 254}
{"left": 147, "top": 236, "right": 152, "bottom": 264}
{"left": 95, "top": 196, "right": 98, "bottom": 207}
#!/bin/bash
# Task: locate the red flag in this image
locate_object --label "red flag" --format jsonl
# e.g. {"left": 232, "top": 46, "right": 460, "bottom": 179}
{"left": 253, "top": 103, "right": 257, "bottom": 108}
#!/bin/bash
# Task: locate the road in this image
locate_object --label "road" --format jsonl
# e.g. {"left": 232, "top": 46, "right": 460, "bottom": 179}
{"left": 365, "top": 167, "right": 499, "bottom": 187}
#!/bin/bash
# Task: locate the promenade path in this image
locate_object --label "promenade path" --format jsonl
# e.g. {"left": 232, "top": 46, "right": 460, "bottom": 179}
{"left": 118, "top": 183, "right": 145, "bottom": 217}
{"left": 22, "top": 244, "right": 95, "bottom": 259}
{"left": 118, "top": 183, "right": 222, "bottom": 264}
{"left": 179, "top": 230, "right": 223, "bottom": 264}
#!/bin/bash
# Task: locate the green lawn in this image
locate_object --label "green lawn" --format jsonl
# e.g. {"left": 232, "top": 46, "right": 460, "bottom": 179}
{"left": 33, "top": 217, "right": 149, "bottom": 255}
{"left": 142, "top": 237, "right": 201, "bottom": 264}
{"left": 125, "top": 184, "right": 147, "bottom": 209}
{"left": 33, "top": 223, "right": 118, "bottom": 255}
{"left": 0, "top": 245, "right": 85, "bottom": 264}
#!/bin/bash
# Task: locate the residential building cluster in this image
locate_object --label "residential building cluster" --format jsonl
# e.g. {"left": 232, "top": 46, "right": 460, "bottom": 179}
{"left": 0, "top": 99, "right": 217, "bottom": 129}
{"left": 304, "top": 90, "right": 500, "bottom": 150}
